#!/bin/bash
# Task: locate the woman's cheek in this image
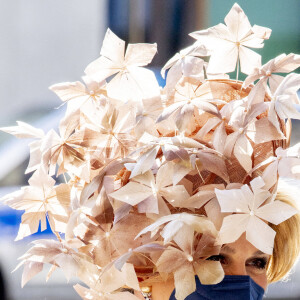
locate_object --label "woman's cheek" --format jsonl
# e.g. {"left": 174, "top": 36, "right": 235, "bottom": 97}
{"left": 247, "top": 269, "right": 268, "bottom": 290}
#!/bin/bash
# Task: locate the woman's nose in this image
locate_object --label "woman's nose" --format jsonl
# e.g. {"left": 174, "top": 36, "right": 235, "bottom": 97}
{"left": 224, "top": 263, "right": 247, "bottom": 276}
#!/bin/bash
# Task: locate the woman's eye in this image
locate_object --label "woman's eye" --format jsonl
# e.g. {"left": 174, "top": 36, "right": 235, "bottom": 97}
{"left": 247, "top": 258, "right": 267, "bottom": 270}
{"left": 206, "top": 255, "right": 227, "bottom": 264}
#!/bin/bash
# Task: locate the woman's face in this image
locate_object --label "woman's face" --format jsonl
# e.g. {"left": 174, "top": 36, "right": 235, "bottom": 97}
{"left": 142, "top": 233, "right": 271, "bottom": 300}
{"left": 209, "top": 233, "right": 270, "bottom": 290}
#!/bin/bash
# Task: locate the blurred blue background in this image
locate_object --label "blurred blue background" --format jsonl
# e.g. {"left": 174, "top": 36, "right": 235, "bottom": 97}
{"left": 0, "top": 1, "right": 299, "bottom": 299}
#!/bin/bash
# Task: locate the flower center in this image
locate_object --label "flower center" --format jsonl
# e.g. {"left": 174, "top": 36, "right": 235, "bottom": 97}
{"left": 266, "top": 70, "right": 272, "bottom": 77}
{"left": 187, "top": 254, "right": 194, "bottom": 262}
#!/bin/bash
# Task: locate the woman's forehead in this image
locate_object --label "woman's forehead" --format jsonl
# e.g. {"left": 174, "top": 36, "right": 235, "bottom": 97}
{"left": 222, "top": 234, "right": 269, "bottom": 256}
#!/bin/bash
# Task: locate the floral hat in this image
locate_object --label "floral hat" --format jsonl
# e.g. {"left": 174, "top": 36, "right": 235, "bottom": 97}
{"left": 1, "top": 3, "right": 300, "bottom": 300}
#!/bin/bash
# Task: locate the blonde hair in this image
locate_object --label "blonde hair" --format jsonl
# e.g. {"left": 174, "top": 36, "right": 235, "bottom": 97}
{"left": 267, "top": 180, "right": 300, "bottom": 283}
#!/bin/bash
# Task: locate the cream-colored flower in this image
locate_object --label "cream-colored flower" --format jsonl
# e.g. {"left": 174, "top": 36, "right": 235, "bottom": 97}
{"left": 191, "top": 3, "right": 271, "bottom": 75}
{"left": 85, "top": 29, "right": 160, "bottom": 102}
{"left": 215, "top": 177, "right": 297, "bottom": 254}
{"left": 244, "top": 53, "right": 300, "bottom": 93}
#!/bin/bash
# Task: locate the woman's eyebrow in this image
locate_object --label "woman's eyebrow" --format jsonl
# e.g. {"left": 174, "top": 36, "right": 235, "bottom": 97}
{"left": 220, "top": 245, "right": 236, "bottom": 254}
{"left": 253, "top": 250, "right": 267, "bottom": 256}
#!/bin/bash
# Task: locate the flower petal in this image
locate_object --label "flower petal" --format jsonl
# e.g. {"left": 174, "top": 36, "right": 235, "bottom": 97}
{"left": 246, "top": 216, "right": 276, "bottom": 254}
{"left": 194, "top": 260, "right": 224, "bottom": 285}
{"left": 224, "top": 3, "right": 252, "bottom": 41}
{"left": 125, "top": 43, "right": 157, "bottom": 66}
{"left": 109, "top": 182, "right": 152, "bottom": 206}
{"left": 215, "top": 188, "right": 249, "bottom": 213}
{"left": 256, "top": 200, "right": 297, "bottom": 225}
{"left": 160, "top": 185, "right": 190, "bottom": 208}
{"left": 174, "top": 265, "right": 196, "bottom": 300}
{"left": 239, "top": 45, "right": 261, "bottom": 75}
{"left": 207, "top": 43, "right": 238, "bottom": 74}
{"left": 233, "top": 134, "right": 253, "bottom": 172}
{"left": 218, "top": 214, "right": 249, "bottom": 244}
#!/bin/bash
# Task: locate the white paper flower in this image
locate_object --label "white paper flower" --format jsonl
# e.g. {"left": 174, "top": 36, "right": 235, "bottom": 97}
{"left": 251, "top": 143, "right": 300, "bottom": 190}
{"left": 190, "top": 3, "right": 271, "bottom": 75}
{"left": 109, "top": 164, "right": 190, "bottom": 217}
{"left": 244, "top": 53, "right": 300, "bottom": 93}
{"left": 85, "top": 29, "right": 160, "bottom": 102}
{"left": 215, "top": 177, "right": 297, "bottom": 254}
{"left": 161, "top": 43, "right": 209, "bottom": 93}
{"left": 268, "top": 73, "right": 300, "bottom": 135}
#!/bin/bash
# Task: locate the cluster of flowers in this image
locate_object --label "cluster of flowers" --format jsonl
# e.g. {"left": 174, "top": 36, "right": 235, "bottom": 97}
{"left": 1, "top": 3, "right": 300, "bottom": 300}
